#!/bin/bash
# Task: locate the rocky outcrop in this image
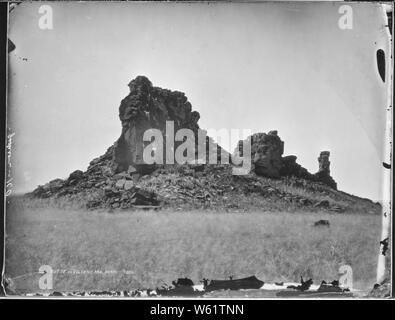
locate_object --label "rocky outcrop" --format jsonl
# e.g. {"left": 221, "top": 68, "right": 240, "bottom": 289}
{"left": 235, "top": 131, "right": 284, "bottom": 178}
{"left": 113, "top": 76, "right": 203, "bottom": 174}
{"left": 235, "top": 132, "right": 337, "bottom": 189}
{"left": 29, "top": 76, "right": 342, "bottom": 211}
{"left": 313, "top": 151, "right": 337, "bottom": 190}
{"left": 317, "top": 151, "right": 331, "bottom": 173}
{"left": 280, "top": 155, "right": 313, "bottom": 180}
{"left": 29, "top": 76, "right": 228, "bottom": 209}
{"left": 251, "top": 131, "right": 284, "bottom": 178}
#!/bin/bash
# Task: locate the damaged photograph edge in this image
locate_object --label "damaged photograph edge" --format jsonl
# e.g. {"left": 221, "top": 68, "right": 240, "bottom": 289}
{"left": 0, "top": 0, "right": 394, "bottom": 305}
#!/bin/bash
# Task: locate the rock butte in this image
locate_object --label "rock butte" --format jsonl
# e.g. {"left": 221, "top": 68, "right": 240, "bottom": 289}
{"left": 112, "top": 75, "right": 336, "bottom": 188}
{"left": 29, "top": 76, "right": 352, "bottom": 211}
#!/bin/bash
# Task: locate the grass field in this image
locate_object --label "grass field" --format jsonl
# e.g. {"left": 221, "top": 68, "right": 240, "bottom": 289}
{"left": 5, "top": 197, "right": 382, "bottom": 295}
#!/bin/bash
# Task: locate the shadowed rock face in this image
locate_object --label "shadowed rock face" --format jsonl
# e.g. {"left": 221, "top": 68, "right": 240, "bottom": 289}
{"left": 250, "top": 131, "right": 284, "bottom": 178}
{"left": 280, "top": 155, "right": 312, "bottom": 180}
{"left": 113, "top": 76, "right": 201, "bottom": 173}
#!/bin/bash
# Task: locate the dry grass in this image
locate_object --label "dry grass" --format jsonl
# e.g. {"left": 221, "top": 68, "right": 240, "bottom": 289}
{"left": 5, "top": 197, "right": 381, "bottom": 295}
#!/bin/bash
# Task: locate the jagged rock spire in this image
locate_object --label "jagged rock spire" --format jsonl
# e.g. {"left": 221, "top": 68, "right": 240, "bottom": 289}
{"left": 113, "top": 76, "right": 201, "bottom": 173}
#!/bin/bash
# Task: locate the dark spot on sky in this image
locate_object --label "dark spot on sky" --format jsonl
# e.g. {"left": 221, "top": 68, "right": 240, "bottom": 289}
{"left": 376, "top": 49, "right": 385, "bottom": 82}
{"left": 382, "top": 162, "right": 391, "bottom": 169}
{"left": 8, "top": 39, "right": 16, "bottom": 53}
{"left": 380, "top": 238, "right": 389, "bottom": 256}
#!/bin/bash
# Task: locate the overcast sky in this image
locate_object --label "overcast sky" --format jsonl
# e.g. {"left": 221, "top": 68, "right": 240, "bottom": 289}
{"left": 8, "top": 2, "right": 391, "bottom": 201}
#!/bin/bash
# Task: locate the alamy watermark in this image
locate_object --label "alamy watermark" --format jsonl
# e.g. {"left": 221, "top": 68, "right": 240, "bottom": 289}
{"left": 142, "top": 121, "right": 252, "bottom": 175}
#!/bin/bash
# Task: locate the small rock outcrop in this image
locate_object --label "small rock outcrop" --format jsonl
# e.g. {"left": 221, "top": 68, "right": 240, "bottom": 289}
{"left": 280, "top": 155, "right": 313, "bottom": 180}
{"left": 252, "top": 131, "right": 284, "bottom": 178}
{"left": 235, "top": 131, "right": 284, "bottom": 178}
{"left": 313, "top": 151, "right": 337, "bottom": 190}
{"left": 236, "top": 132, "right": 337, "bottom": 189}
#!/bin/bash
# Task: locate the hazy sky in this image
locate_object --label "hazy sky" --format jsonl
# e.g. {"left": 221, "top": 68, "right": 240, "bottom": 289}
{"left": 8, "top": 2, "right": 391, "bottom": 201}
